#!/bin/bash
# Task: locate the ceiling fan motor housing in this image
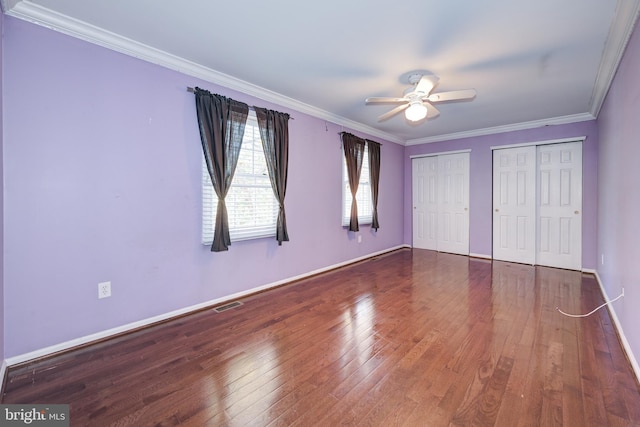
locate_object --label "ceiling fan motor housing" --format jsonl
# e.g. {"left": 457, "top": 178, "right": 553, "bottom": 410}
{"left": 408, "top": 73, "right": 424, "bottom": 85}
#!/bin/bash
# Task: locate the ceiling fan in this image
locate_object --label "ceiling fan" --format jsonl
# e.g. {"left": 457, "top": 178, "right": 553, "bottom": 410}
{"left": 365, "top": 74, "right": 476, "bottom": 122}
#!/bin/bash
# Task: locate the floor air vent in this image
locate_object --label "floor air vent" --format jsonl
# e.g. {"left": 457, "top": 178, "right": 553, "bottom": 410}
{"left": 213, "top": 301, "right": 243, "bottom": 313}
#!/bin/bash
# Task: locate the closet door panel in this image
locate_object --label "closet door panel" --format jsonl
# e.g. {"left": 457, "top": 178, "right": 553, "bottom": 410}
{"left": 438, "top": 153, "right": 470, "bottom": 255}
{"left": 536, "top": 142, "right": 582, "bottom": 270}
{"left": 492, "top": 146, "right": 536, "bottom": 264}
{"left": 412, "top": 156, "right": 438, "bottom": 250}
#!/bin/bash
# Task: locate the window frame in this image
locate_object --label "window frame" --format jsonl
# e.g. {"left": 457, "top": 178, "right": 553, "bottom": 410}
{"left": 202, "top": 111, "right": 278, "bottom": 244}
{"left": 342, "top": 143, "right": 373, "bottom": 227}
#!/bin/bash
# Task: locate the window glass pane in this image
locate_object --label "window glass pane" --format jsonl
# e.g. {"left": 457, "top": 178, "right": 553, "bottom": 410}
{"left": 343, "top": 144, "right": 373, "bottom": 226}
{"left": 202, "top": 111, "right": 278, "bottom": 244}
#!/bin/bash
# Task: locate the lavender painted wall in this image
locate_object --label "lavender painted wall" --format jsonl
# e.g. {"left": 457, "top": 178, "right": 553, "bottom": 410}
{"left": 2, "top": 17, "right": 404, "bottom": 357}
{"left": 403, "top": 120, "right": 599, "bottom": 269}
{"left": 597, "top": 19, "right": 640, "bottom": 369}
{"left": 0, "top": 13, "right": 5, "bottom": 361}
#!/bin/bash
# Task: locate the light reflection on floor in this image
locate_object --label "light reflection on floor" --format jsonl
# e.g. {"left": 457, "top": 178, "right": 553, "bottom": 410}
{"left": 201, "top": 339, "right": 280, "bottom": 424}
{"left": 340, "top": 294, "right": 376, "bottom": 371}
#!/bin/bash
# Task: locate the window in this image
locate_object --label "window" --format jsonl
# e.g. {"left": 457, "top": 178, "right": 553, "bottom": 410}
{"left": 202, "top": 111, "right": 278, "bottom": 244}
{"left": 342, "top": 144, "right": 373, "bottom": 226}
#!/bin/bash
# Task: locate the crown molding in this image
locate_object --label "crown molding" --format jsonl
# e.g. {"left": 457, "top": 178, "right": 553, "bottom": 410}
{"left": 590, "top": 0, "right": 640, "bottom": 117}
{"left": 405, "top": 113, "right": 595, "bottom": 145}
{"left": 0, "top": 0, "right": 19, "bottom": 13}
{"left": 6, "top": 0, "right": 636, "bottom": 147}
{"left": 4, "top": 1, "right": 404, "bottom": 145}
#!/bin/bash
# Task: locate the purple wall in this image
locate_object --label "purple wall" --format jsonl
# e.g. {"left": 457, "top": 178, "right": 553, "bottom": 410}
{"left": 4, "top": 12, "right": 627, "bottom": 362}
{"left": 597, "top": 19, "right": 640, "bottom": 368}
{"left": 2, "top": 17, "right": 404, "bottom": 357}
{"left": 0, "top": 13, "right": 5, "bottom": 361}
{"left": 403, "top": 120, "right": 599, "bottom": 269}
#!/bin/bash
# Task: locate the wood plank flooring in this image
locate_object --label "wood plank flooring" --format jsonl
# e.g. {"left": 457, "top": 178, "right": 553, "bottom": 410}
{"left": 3, "top": 249, "right": 640, "bottom": 426}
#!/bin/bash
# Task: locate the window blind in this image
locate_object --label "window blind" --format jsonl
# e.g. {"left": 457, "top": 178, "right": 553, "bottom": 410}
{"left": 202, "top": 112, "right": 278, "bottom": 244}
{"left": 342, "top": 144, "right": 373, "bottom": 226}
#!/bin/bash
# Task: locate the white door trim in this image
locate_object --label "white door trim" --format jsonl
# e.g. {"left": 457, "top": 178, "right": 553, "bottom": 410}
{"left": 410, "top": 149, "right": 471, "bottom": 159}
{"left": 490, "top": 136, "right": 585, "bottom": 151}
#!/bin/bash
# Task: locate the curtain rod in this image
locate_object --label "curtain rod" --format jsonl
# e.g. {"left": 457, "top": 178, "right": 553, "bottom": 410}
{"left": 187, "top": 87, "right": 293, "bottom": 119}
{"left": 339, "top": 131, "right": 383, "bottom": 145}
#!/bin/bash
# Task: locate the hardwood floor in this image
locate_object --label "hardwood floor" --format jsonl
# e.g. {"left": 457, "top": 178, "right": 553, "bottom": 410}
{"left": 3, "top": 249, "right": 640, "bottom": 426}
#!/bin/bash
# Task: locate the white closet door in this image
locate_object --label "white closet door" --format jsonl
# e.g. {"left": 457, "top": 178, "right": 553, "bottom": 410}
{"left": 437, "top": 153, "right": 470, "bottom": 255}
{"left": 412, "top": 153, "right": 469, "bottom": 255}
{"left": 412, "top": 156, "right": 438, "bottom": 250}
{"left": 536, "top": 142, "right": 582, "bottom": 270}
{"left": 492, "top": 146, "right": 536, "bottom": 264}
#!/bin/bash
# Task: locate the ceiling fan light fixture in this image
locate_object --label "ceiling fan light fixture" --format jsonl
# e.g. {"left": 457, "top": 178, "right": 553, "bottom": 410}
{"left": 405, "top": 102, "right": 427, "bottom": 121}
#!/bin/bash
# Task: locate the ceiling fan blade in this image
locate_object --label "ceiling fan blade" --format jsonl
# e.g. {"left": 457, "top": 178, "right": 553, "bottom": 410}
{"left": 365, "top": 97, "right": 408, "bottom": 104}
{"left": 425, "top": 102, "right": 440, "bottom": 119}
{"left": 427, "top": 89, "right": 477, "bottom": 103}
{"left": 378, "top": 103, "right": 410, "bottom": 122}
{"left": 415, "top": 75, "right": 439, "bottom": 95}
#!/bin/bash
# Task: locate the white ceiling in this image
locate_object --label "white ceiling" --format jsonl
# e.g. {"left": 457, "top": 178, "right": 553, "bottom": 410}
{"left": 4, "top": 0, "right": 640, "bottom": 145}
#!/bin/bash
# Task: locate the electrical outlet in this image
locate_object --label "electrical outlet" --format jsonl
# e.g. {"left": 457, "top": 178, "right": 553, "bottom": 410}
{"left": 98, "top": 281, "right": 111, "bottom": 299}
{"left": 357, "top": 235, "right": 362, "bottom": 243}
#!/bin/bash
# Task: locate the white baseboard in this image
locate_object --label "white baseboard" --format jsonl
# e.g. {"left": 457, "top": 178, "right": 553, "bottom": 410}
{"left": 593, "top": 271, "right": 640, "bottom": 384}
{"left": 404, "top": 247, "right": 493, "bottom": 261}
{"left": 5, "top": 245, "right": 410, "bottom": 367}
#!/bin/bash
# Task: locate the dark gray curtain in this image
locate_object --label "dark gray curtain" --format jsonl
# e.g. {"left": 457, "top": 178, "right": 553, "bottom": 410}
{"left": 254, "top": 107, "right": 291, "bottom": 245}
{"left": 194, "top": 87, "right": 249, "bottom": 252}
{"left": 341, "top": 132, "right": 366, "bottom": 232}
{"left": 366, "top": 140, "right": 381, "bottom": 231}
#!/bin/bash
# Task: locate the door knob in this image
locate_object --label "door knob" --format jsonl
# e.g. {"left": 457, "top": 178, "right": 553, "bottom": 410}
{"left": 574, "top": 210, "right": 580, "bottom": 214}
{"left": 495, "top": 208, "right": 499, "bottom": 212}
